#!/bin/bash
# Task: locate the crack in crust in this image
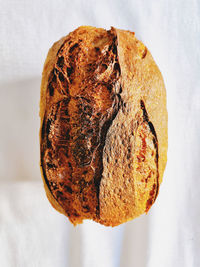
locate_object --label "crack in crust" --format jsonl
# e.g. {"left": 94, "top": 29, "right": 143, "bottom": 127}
{"left": 94, "top": 93, "right": 122, "bottom": 216}
{"left": 140, "top": 100, "right": 159, "bottom": 211}
{"left": 98, "top": 98, "right": 159, "bottom": 226}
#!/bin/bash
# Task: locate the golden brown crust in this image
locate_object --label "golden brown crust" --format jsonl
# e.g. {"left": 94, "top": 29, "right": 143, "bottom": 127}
{"left": 40, "top": 26, "right": 168, "bottom": 226}
{"left": 98, "top": 28, "right": 168, "bottom": 226}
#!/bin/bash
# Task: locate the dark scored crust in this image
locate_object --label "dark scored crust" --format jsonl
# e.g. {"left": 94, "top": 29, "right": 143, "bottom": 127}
{"left": 40, "top": 27, "right": 122, "bottom": 224}
{"left": 40, "top": 26, "right": 168, "bottom": 226}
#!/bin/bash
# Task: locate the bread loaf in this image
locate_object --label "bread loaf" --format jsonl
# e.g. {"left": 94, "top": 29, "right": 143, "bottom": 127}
{"left": 40, "top": 26, "right": 168, "bottom": 226}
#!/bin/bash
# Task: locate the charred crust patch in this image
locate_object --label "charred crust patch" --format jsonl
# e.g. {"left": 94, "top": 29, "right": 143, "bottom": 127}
{"left": 47, "top": 70, "right": 57, "bottom": 96}
{"left": 57, "top": 56, "right": 64, "bottom": 68}
{"left": 58, "top": 71, "right": 65, "bottom": 82}
{"left": 48, "top": 83, "right": 54, "bottom": 96}
{"left": 41, "top": 119, "right": 46, "bottom": 140}
{"left": 64, "top": 185, "right": 73, "bottom": 194}
{"left": 69, "top": 43, "right": 79, "bottom": 53}
{"left": 67, "top": 67, "right": 73, "bottom": 77}
{"left": 47, "top": 162, "right": 56, "bottom": 169}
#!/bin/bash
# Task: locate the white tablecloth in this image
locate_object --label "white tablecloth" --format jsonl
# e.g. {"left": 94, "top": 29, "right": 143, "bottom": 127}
{"left": 0, "top": 0, "right": 200, "bottom": 266}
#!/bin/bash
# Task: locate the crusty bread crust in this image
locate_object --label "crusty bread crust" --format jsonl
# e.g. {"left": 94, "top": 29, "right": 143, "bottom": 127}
{"left": 40, "top": 26, "right": 167, "bottom": 226}
{"left": 98, "top": 28, "right": 168, "bottom": 226}
{"left": 40, "top": 36, "right": 69, "bottom": 217}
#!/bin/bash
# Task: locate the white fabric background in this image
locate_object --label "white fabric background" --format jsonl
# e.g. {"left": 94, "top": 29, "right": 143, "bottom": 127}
{"left": 0, "top": 0, "right": 200, "bottom": 266}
